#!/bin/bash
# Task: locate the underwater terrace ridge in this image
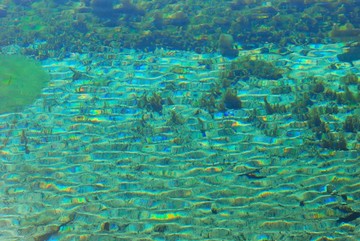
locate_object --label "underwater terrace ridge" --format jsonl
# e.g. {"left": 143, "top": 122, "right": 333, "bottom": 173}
{"left": 0, "top": 43, "right": 360, "bottom": 240}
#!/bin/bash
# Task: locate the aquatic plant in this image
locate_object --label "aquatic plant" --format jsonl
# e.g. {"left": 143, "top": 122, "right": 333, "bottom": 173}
{"left": 336, "top": 86, "right": 357, "bottom": 105}
{"left": 308, "top": 107, "right": 328, "bottom": 139}
{"left": 152, "top": 11, "right": 164, "bottom": 29}
{"left": 343, "top": 86, "right": 358, "bottom": 104}
{"left": 264, "top": 124, "right": 280, "bottom": 137}
{"left": 116, "top": 0, "right": 145, "bottom": 17}
{"left": 308, "top": 108, "right": 322, "bottom": 128}
{"left": 343, "top": 115, "right": 360, "bottom": 133}
{"left": 329, "top": 23, "right": 360, "bottom": 42}
{"left": 312, "top": 81, "right": 325, "bottom": 94}
{"left": 227, "top": 55, "right": 283, "bottom": 80}
{"left": 154, "top": 224, "right": 167, "bottom": 233}
{"left": 323, "top": 85, "right": 359, "bottom": 105}
{"left": 218, "top": 34, "right": 238, "bottom": 58}
{"left": 271, "top": 85, "right": 292, "bottom": 95}
{"left": 229, "top": 0, "right": 248, "bottom": 10}
{"left": 166, "top": 97, "right": 174, "bottom": 106}
{"left": 336, "top": 42, "right": 360, "bottom": 65}
{"left": 340, "top": 73, "right": 359, "bottom": 85}
{"left": 263, "top": 96, "right": 287, "bottom": 115}
{"left": 167, "top": 110, "right": 185, "bottom": 125}
{"left": 91, "top": 0, "right": 116, "bottom": 19}
{"left": 148, "top": 92, "right": 163, "bottom": 113}
{"left": 323, "top": 89, "right": 338, "bottom": 101}
{"left": 0, "top": 55, "right": 50, "bottom": 114}
{"left": 165, "top": 11, "right": 190, "bottom": 26}
{"left": 222, "top": 88, "right": 242, "bottom": 110}
{"left": 0, "top": 5, "right": 6, "bottom": 18}
{"left": 317, "top": 104, "right": 338, "bottom": 115}
{"left": 2, "top": 0, "right": 360, "bottom": 55}
{"left": 291, "top": 93, "right": 313, "bottom": 117}
{"left": 321, "top": 133, "right": 348, "bottom": 151}
{"left": 198, "top": 92, "right": 217, "bottom": 114}
{"left": 137, "top": 92, "right": 163, "bottom": 114}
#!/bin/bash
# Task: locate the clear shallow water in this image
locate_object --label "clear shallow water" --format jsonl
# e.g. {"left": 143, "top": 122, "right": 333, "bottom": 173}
{"left": 1, "top": 1, "right": 360, "bottom": 240}
{"left": 0, "top": 45, "right": 359, "bottom": 240}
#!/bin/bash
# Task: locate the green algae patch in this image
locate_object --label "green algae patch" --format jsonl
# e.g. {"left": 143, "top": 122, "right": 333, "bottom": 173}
{"left": 0, "top": 55, "right": 50, "bottom": 114}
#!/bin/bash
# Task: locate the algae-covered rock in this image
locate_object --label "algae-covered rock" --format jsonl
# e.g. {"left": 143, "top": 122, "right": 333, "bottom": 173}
{"left": 0, "top": 5, "right": 7, "bottom": 18}
{"left": 337, "top": 46, "right": 360, "bottom": 64}
{"left": 218, "top": 34, "right": 239, "bottom": 58}
{"left": 224, "top": 55, "right": 284, "bottom": 80}
{"left": 0, "top": 55, "right": 50, "bottom": 114}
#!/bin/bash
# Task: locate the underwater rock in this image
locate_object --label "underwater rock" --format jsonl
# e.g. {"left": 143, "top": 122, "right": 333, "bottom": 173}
{"left": 329, "top": 23, "right": 360, "bottom": 42}
{"left": 250, "top": 6, "right": 278, "bottom": 20}
{"left": 13, "top": 0, "right": 34, "bottom": 6}
{"left": 344, "top": 115, "right": 360, "bottom": 133}
{"left": 115, "top": 0, "right": 145, "bottom": 17}
{"left": 230, "top": 0, "right": 247, "bottom": 10}
{"left": 337, "top": 45, "right": 360, "bottom": 64}
{"left": 91, "top": 0, "right": 117, "bottom": 19}
{"left": 227, "top": 56, "right": 283, "bottom": 80}
{"left": 53, "top": 0, "right": 69, "bottom": 4}
{"left": 152, "top": 11, "right": 164, "bottom": 29}
{"left": 218, "top": 34, "right": 238, "bottom": 58}
{"left": 165, "top": 11, "right": 190, "bottom": 26}
{"left": 222, "top": 88, "right": 242, "bottom": 110}
{"left": 0, "top": 5, "right": 6, "bottom": 18}
{"left": 340, "top": 73, "right": 359, "bottom": 85}
{"left": 0, "top": 55, "right": 50, "bottom": 114}
{"left": 137, "top": 92, "right": 163, "bottom": 114}
{"left": 321, "top": 133, "right": 348, "bottom": 151}
{"left": 277, "top": 0, "right": 307, "bottom": 13}
{"left": 337, "top": 212, "right": 360, "bottom": 224}
{"left": 72, "top": 20, "right": 88, "bottom": 33}
{"left": 3, "top": 0, "right": 360, "bottom": 56}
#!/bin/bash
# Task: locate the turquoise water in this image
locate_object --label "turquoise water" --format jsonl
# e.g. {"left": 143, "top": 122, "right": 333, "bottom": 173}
{"left": 0, "top": 1, "right": 360, "bottom": 241}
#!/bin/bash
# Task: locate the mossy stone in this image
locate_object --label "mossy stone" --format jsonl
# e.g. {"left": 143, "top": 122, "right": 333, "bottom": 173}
{"left": 223, "top": 88, "right": 242, "bottom": 110}
{"left": 218, "top": 34, "right": 238, "bottom": 58}
{"left": 0, "top": 55, "right": 50, "bottom": 114}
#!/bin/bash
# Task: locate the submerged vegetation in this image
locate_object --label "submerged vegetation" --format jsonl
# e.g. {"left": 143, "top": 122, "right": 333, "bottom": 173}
{"left": 189, "top": 47, "right": 359, "bottom": 152}
{"left": 1, "top": 1, "right": 360, "bottom": 57}
{"left": 264, "top": 96, "right": 287, "bottom": 115}
{"left": 0, "top": 55, "right": 50, "bottom": 114}
{"left": 222, "top": 88, "right": 242, "bottom": 110}
{"left": 0, "top": 2, "right": 360, "bottom": 241}
{"left": 0, "top": 0, "right": 358, "bottom": 154}
{"left": 229, "top": 56, "right": 283, "bottom": 80}
{"left": 344, "top": 115, "right": 360, "bottom": 133}
{"left": 321, "top": 133, "right": 348, "bottom": 151}
{"left": 137, "top": 92, "right": 164, "bottom": 114}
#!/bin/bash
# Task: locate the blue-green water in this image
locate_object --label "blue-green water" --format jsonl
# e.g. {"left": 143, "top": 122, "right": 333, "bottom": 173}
{"left": 0, "top": 1, "right": 360, "bottom": 240}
